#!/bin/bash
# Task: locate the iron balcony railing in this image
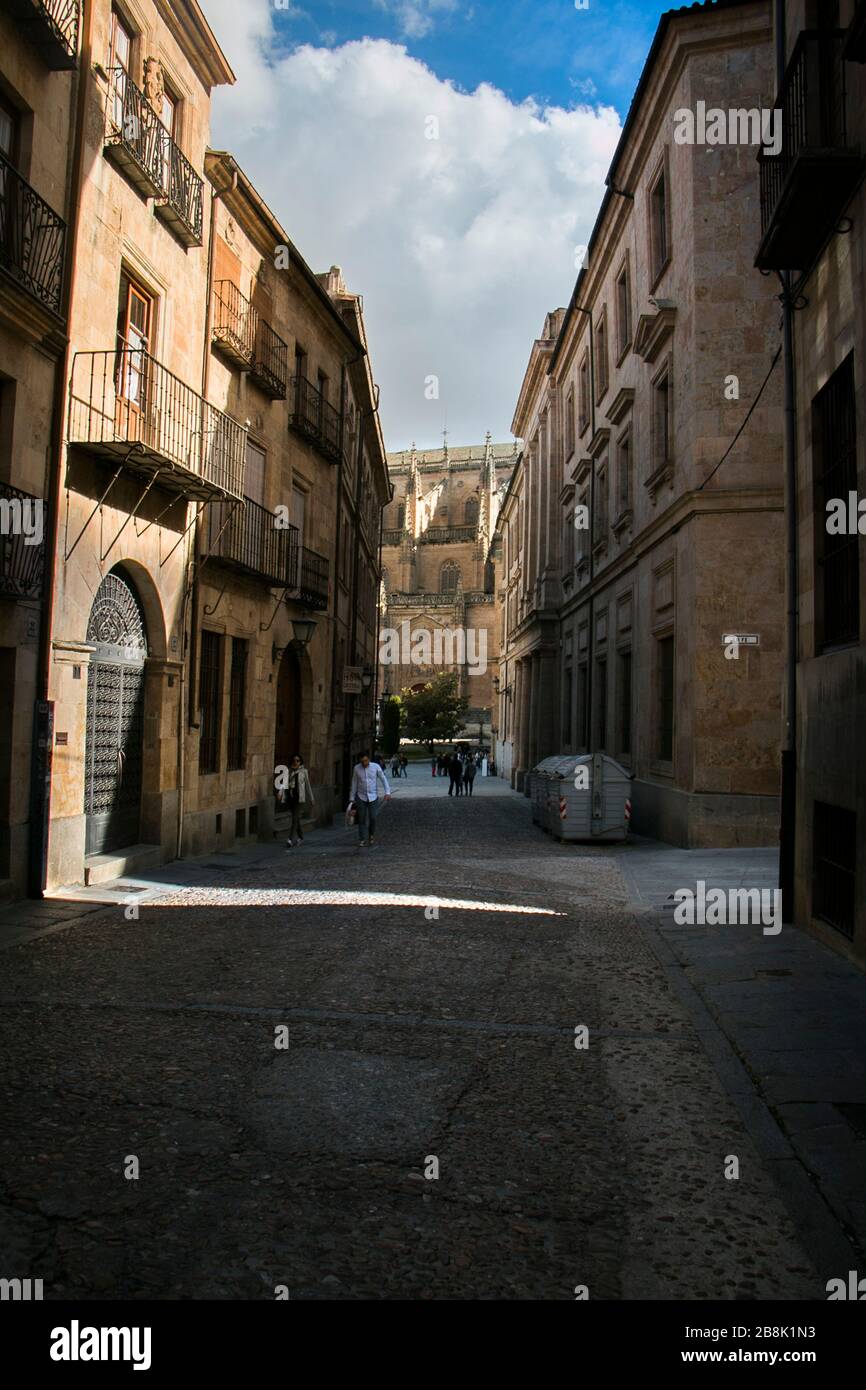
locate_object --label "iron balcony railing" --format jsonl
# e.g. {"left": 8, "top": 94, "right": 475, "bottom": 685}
{"left": 212, "top": 280, "right": 288, "bottom": 398}
{"left": 0, "top": 479, "right": 46, "bottom": 599}
{"left": 156, "top": 137, "right": 203, "bottom": 247}
{"left": 2, "top": 0, "right": 79, "bottom": 69}
{"left": 298, "top": 546, "right": 329, "bottom": 610}
{"left": 0, "top": 151, "right": 66, "bottom": 315}
{"left": 756, "top": 30, "right": 863, "bottom": 268}
{"left": 289, "top": 375, "right": 342, "bottom": 463}
{"left": 104, "top": 67, "right": 203, "bottom": 244}
{"left": 205, "top": 500, "right": 299, "bottom": 588}
{"left": 69, "top": 349, "right": 247, "bottom": 500}
{"left": 105, "top": 67, "right": 165, "bottom": 199}
{"left": 381, "top": 527, "right": 403, "bottom": 545}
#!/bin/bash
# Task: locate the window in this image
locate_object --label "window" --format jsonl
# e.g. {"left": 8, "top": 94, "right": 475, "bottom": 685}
{"left": 294, "top": 343, "right": 307, "bottom": 386}
{"left": 578, "top": 354, "right": 590, "bottom": 434}
{"left": 594, "top": 459, "right": 608, "bottom": 549}
{"left": 565, "top": 387, "right": 576, "bottom": 459}
{"left": 198, "top": 630, "right": 222, "bottom": 774}
{"left": 650, "top": 160, "right": 669, "bottom": 283}
{"left": 563, "top": 668, "right": 573, "bottom": 746}
{"left": 116, "top": 271, "right": 154, "bottom": 405}
{"left": 0, "top": 93, "right": 20, "bottom": 164}
{"left": 291, "top": 484, "right": 305, "bottom": 545}
{"left": 653, "top": 366, "right": 671, "bottom": 470}
{"left": 109, "top": 9, "right": 134, "bottom": 129}
{"left": 317, "top": 369, "right": 329, "bottom": 403}
{"left": 563, "top": 510, "right": 575, "bottom": 573}
{"left": 440, "top": 562, "right": 459, "bottom": 594}
{"left": 245, "top": 440, "right": 266, "bottom": 507}
{"left": 615, "top": 259, "right": 632, "bottom": 358}
{"left": 577, "top": 488, "right": 589, "bottom": 565}
{"left": 617, "top": 649, "right": 632, "bottom": 756}
{"left": 227, "top": 637, "right": 248, "bottom": 770}
{"left": 595, "top": 657, "right": 607, "bottom": 750}
{"left": 813, "top": 801, "right": 856, "bottom": 938}
{"left": 617, "top": 428, "right": 632, "bottom": 516}
{"left": 576, "top": 663, "right": 588, "bottom": 748}
{"left": 594, "top": 311, "right": 609, "bottom": 402}
{"left": 464, "top": 497, "right": 479, "bottom": 526}
{"left": 814, "top": 355, "right": 858, "bottom": 650}
{"left": 656, "top": 635, "right": 674, "bottom": 762}
{"left": 396, "top": 503, "right": 405, "bottom": 528}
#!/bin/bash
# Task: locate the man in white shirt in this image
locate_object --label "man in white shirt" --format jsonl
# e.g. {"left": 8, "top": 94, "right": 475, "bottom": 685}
{"left": 350, "top": 753, "right": 391, "bottom": 847}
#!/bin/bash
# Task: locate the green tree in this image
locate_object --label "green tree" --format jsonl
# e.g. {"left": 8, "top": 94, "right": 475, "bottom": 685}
{"left": 381, "top": 696, "right": 403, "bottom": 756}
{"left": 401, "top": 673, "right": 469, "bottom": 753}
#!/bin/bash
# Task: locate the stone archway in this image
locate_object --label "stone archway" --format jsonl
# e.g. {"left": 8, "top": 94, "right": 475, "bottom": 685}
{"left": 84, "top": 567, "right": 149, "bottom": 855}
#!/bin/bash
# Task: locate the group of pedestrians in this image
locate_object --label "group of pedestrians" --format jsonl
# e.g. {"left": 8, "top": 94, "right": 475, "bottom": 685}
{"left": 389, "top": 753, "right": 409, "bottom": 779}
{"left": 436, "top": 748, "right": 488, "bottom": 798}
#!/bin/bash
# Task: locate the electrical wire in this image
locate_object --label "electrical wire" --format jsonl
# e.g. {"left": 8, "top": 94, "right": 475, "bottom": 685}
{"left": 697, "top": 345, "right": 782, "bottom": 491}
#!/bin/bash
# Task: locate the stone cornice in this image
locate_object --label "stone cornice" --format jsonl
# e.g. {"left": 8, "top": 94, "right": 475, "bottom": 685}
{"left": 633, "top": 306, "right": 676, "bottom": 363}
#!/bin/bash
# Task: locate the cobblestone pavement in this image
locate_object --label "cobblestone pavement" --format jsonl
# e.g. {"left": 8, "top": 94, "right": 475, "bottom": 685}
{"left": 0, "top": 774, "right": 833, "bottom": 1299}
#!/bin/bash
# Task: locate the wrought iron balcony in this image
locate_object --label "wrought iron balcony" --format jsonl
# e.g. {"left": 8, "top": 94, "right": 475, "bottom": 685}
{"left": 204, "top": 499, "right": 299, "bottom": 588}
{"left": 212, "top": 280, "right": 288, "bottom": 398}
{"left": 289, "top": 375, "right": 342, "bottom": 463}
{"left": 69, "top": 349, "right": 247, "bottom": 501}
{"left": 756, "top": 30, "right": 865, "bottom": 270}
{"left": 297, "top": 546, "right": 329, "bottom": 610}
{"left": 0, "top": 479, "right": 46, "bottom": 599}
{"left": 104, "top": 68, "right": 166, "bottom": 199}
{"left": 0, "top": 151, "right": 66, "bottom": 315}
{"left": 156, "top": 138, "right": 203, "bottom": 247}
{"left": 1, "top": 0, "right": 79, "bottom": 68}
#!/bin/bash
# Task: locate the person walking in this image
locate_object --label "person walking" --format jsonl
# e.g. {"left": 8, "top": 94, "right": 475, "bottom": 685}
{"left": 464, "top": 756, "right": 477, "bottom": 797}
{"left": 350, "top": 752, "right": 391, "bottom": 847}
{"left": 481, "top": 752, "right": 488, "bottom": 777}
{"left": 431, "top": 754, "right": 437, "bottom": 778}
{"left": 391, "top": 754, "right": 401, "bottom": 780}
{"left": 283, "top": 754, "right": 314, "bottom": 848}
{"left": 400, "top": 754, "right": 408, "bottom": 778}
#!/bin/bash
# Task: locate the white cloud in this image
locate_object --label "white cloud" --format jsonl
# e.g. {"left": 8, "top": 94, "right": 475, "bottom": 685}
{"left": 203, "top": 0, "right": 621, "bottom": 448}
{"left": 374, "top": 0, "right": 459, "bottom": 41}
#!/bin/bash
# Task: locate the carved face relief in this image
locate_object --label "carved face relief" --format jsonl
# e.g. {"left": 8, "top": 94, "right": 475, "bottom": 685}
{"left": 143, "top": 57, "right": 165, "bottom": 116}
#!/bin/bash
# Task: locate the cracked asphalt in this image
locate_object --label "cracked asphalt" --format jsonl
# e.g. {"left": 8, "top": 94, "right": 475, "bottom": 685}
{"left": 0, "top": 774, "right": 823, "bottom": 1299}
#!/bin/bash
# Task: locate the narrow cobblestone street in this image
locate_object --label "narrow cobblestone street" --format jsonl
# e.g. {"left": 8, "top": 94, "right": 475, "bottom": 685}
{"left": 0, "top": 775, "right": 847, "bottom": 1300}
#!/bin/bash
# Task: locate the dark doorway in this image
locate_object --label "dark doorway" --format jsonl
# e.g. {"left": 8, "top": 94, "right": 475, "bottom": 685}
{"left": 84, "top": 568, "right": 148, "bottom": 855}
{"left": 273, "top": 645, "right": 302, "bottom": 804}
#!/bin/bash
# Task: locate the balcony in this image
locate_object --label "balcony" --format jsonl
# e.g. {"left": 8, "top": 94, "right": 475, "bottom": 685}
{"left": 381, "top": 527, "right": 403, "bottom": 545}
{"left": 419, "top": 525, "right": 477, "bottom": 544}
{"left": 1, "top": 0, "right": 79, "bottom": 69}
{"left": 212, "top": 281, "right": 288, "bottom": 398}
{"left": 0, "top": 479, "right": 46, "bottom": 599}
{"left": 298, "top": 547, "right": 329, "bottom": 610}
{"left": 289, "top": 375, "right": 342, "bottom": 463}
{"left": 155, "top": 138, "right": 203, "bottom": 248}
{"left": 756, "top": 31, "right": 865, "bottom": 271}
{"left": 0, "top": 152, "right": 66, "bottom": 316}
{"left": 69, "top": 349, "right": 247, "bottom": 501}
{"left": 104, "top": 68, "right": 204, "bottom": 245}
{"left": 205, "top": 499, "right": 298, "bottom": 588}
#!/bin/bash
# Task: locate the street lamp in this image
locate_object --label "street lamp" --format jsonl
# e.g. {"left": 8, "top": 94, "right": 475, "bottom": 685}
{"left": 272, "top": 617, "right": 318, "bottom": 666}
{"left": 361, "top": 663, "right": 374, "bottom": 691}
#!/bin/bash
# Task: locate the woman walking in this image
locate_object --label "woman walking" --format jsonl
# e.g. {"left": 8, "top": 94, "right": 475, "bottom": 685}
{"left": 284, "top": 755, "right": 314, "bottom": 848}
{"left": 350, "top": 752, "right": 391, "bottom": 847}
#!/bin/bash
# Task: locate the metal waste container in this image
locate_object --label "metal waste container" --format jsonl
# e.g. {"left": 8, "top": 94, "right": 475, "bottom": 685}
{"left": 529, "top": 756, "right": 566, "bottom": 825}
{"left": 546, "top": 752, "right": 632, "bottom": 842}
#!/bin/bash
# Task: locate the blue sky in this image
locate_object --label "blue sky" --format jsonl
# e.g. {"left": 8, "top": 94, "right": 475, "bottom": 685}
{"left": 205, "top": 0, "right": 680, "bottom": 448}
{"left": 277, "top": 0, "right": 672, "bottom": 112}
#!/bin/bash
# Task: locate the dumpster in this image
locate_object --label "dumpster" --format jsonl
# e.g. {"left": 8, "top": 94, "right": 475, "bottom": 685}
{"left": 546, "top": 752, "right": 632, "bottom": 842}
{"left": 529, "top": 756, "right": 566, "bottom": 826}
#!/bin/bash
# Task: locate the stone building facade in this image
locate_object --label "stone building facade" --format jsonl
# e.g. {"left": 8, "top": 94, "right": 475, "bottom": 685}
{"left": 380, "top": 437, "right": 514, "bottom": 741}
{"left": 755, "top": 0, "right": 866, "bottom": 962}
{"left": 496, "top": 0, "right": 788, "bottom": 849}
{"left": 0, "top": 0, "right": 79, "bottom": 899}
{"left": 0, "top": 0, "right": 387, "bottom": 896}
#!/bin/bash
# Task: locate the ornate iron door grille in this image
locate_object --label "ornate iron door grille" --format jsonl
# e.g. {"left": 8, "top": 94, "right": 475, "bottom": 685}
{"left": 83, "top": 571, "right": 148, "bottom": 855}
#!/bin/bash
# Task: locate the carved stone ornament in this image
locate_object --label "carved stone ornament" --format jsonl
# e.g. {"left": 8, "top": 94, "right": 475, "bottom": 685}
{"left": 142, "top": 57, "right": 165, "bottom": 116}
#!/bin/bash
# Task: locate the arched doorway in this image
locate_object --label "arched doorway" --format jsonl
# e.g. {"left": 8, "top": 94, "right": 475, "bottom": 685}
{"left": 84, "top": 568, "right": 149, "bottom": 855}
{"left": 273, "top": 645, "right": 302, "bottom": 804}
